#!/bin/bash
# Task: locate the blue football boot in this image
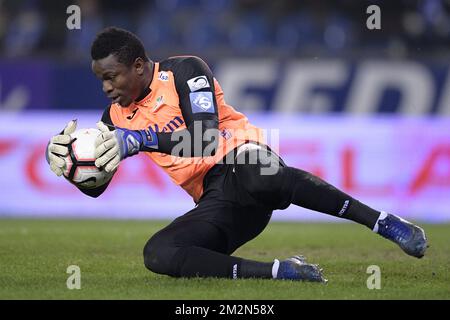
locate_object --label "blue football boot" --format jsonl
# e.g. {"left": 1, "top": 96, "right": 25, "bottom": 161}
{"left": 276, "top": 255, "right": 327, "bottom": 283}
{"left": 376, "top": 213, "right": 428, "bottom": 258}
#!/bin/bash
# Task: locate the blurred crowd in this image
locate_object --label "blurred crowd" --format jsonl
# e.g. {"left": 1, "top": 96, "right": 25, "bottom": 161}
{"left": 0, "top": 0, "right": 449, "bottom": 61}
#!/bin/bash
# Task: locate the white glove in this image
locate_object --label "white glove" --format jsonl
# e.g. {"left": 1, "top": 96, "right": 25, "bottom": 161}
{"left": 94, "top": 121, "right": 121, "bottom": 173}
{"left": 95, "top": 121, "right": 149, "bottom": 172}
{"left": 47, "top": 120, "right": 77, "bottom": 176}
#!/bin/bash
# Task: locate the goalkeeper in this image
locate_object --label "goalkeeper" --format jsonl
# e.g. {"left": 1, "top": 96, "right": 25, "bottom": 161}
{"left": 47, "top": 27, "right": 428, "bottom": 282}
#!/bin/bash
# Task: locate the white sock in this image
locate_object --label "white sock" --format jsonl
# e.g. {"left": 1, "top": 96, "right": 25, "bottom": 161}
{"left": 373, "top": 211, "right": 388, "bottom": 233}
{"left": 272, "top": 259, "right": 280, "bottom": 279}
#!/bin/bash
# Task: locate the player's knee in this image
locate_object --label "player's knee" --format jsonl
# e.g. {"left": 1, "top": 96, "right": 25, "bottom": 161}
{"left": 236, "top": 163, "right": 283, "bottom": 195}
{"left": 143, "top": 235, "right": 177, "bottom": 276}
{"left": 143, "top": 237, "right": 161, "bottom": 273}
{"left": 235, "top": 164, "right": 292, "bottom": 209}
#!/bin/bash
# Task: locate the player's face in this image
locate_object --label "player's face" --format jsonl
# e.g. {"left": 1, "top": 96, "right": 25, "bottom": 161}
{"left": 92, "top": 54, "right": 143, "bottom": 107}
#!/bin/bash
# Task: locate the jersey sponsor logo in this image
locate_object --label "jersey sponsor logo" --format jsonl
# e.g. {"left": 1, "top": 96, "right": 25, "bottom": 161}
{"left": 148, "top": 116, "right": 185, "bottom": 133}
{"left": 190, "top": 92, "right": 214, "bottom": 113}
{"left": 187, "top": 75, "right": 210, "bottom": 92}
{"left": 158, "top": 71, "right": 169, "bottom": 81}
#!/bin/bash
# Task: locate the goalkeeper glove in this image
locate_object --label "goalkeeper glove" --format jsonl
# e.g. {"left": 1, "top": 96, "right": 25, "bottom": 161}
{"left": 94, "top": 121, "right": 158, "bottom": 172}
{"left": 46, "top": 119, "right": 77, "bottom": 176}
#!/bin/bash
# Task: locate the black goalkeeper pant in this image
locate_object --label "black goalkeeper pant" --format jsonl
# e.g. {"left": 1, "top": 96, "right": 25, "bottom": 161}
{"left": 143, "top": 144, "right": 380, "bottom": 278}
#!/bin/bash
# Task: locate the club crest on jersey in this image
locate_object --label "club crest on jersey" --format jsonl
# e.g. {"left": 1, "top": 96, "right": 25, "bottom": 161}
{"left": 158, "top": 71, "right": 169, "bottom": 81}
{"left": 187, "top": 75, "right": 210, "bottom": 92}
{"left": 190, "top": 92, "right": 214, "bottom": 113}
{"left": 153, "top": 96, "right": 164, "bottom": 112}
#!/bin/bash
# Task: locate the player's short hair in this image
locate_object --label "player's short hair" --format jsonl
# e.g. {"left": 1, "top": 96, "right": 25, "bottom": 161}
{"left": 91, "top": 27, "right": 149, "bottom": 66}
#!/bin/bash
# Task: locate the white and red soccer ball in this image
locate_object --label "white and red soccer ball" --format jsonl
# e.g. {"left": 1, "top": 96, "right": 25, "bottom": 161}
{"left": 63, "top": 128, "right": 114, "bottom": 188}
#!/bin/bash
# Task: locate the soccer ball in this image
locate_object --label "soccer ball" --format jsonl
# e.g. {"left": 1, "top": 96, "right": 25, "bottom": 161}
{"left": 63, "top": 128, "right": 114, "bottom": 188}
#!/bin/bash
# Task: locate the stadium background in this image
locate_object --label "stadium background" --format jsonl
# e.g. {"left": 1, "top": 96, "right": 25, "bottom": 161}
{"left": 0, "top": 0, "right": 449, "bottom": 223}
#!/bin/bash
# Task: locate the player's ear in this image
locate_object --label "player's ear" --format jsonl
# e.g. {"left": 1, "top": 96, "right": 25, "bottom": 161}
{"left": 133, "top": 57, "right": 145, "bottom": 76}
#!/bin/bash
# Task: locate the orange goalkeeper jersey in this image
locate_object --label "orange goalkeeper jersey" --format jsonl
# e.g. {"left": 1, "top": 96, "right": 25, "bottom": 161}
{"left": 102, "top": 56, "right": 265, "bottom": 203}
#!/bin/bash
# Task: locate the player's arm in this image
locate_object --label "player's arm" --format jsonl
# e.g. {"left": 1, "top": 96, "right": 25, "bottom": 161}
{"left": 153, "top": 56, "right": 219, "bottom": 157}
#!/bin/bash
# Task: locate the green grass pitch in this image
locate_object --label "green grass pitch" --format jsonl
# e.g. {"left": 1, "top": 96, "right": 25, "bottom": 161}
{"left": 0, "top": 219, "right": 448, "bottom": 299}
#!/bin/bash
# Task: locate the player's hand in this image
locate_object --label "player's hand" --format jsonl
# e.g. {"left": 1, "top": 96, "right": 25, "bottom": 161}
{"left": 47, "top": 119, "right": 77, "bottom": 176}
{"left": 94, "top": 121, "right": 121, "bottom": 173}
{"left": 94, "top": 121, "right": 139, "bottom": 172}
{"left": 95, "top": 121, "right": 159, "bottom": 173}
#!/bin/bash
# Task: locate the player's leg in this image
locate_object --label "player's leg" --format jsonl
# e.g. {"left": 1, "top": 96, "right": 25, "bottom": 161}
{"left": 233, "top": 146, "right": 428, "bottom": 258}
{"left": 143, "top": 202, "right": 326, "bottom": 281}
{"left": 143, "top": 217, "right": 240, "bottom": 278}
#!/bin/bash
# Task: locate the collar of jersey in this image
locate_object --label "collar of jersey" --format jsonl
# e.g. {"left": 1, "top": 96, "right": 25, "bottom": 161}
{"left": 134, "top": 62, "right": 159, "bottom": 107}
